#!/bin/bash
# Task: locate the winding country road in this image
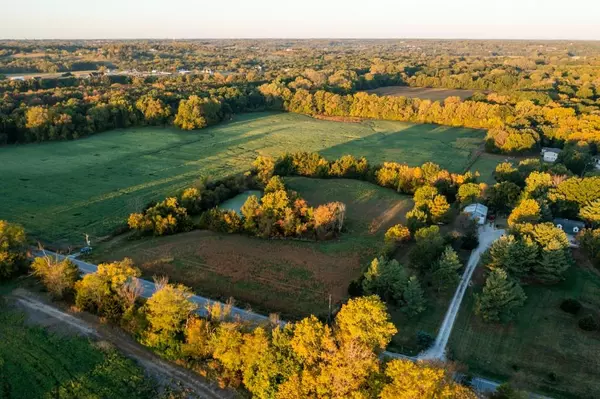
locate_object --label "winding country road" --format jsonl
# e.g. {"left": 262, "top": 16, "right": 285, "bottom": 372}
{"left": 35, "top": 235, "right": 553, "bottom": 398}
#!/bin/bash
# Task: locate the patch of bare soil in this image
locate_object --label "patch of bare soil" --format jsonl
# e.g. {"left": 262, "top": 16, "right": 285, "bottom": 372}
{"left": 116, "top": 231, "right": 360, "bottom": 303}
{"left": 10, "top": 289, "right": 237, "bottom": 399}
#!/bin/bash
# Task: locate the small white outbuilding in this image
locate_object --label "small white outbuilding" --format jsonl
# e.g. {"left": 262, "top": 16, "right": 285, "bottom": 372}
{"left": 541, "top": 147, "right": 561, "bottom": 163}
{"left": 463, "top": 203, "right": 488, "bottom": 225}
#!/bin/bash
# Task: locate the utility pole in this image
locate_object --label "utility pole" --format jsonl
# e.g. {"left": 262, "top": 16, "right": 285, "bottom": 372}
{"left": 328, "top": 294, "right": 332, "bottom": 323}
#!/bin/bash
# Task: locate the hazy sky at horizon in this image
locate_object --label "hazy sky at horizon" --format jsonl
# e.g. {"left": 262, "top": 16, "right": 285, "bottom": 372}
{"left": 1, "top": 0, "right": 598, "bottom": 40}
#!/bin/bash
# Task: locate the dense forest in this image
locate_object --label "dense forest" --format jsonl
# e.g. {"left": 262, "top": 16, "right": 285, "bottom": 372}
{"left": 1, "top": 39, "right": 599, "bottom": 159}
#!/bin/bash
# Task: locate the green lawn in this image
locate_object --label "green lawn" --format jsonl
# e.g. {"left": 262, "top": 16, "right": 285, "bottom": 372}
{"left": 0, "top": 112, "right": 484, "bottom": 245}
{"left": 0, "top": 309, "right": 155, "bottom": 399}
{"left": 449, "top": 265, "right": 600, "bottom": 398}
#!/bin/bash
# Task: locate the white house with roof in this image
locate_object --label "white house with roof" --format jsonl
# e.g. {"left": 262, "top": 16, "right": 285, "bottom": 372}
{"left": 541, "top": 147, "right": 561, "bottom": 163}
{"left": 463, "top": 203, "right": 488, "bottom": 225}
{"left": 593, "top": 156, "right": 600, "bottom": 170}
{"left": 553, "top": 218, "right": 585, "bottom": 247}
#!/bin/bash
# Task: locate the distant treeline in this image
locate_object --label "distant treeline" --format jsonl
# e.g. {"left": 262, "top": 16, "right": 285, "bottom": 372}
{"left": 2, "top": 66, "right": 599, "bottom": 157}
{"left": 259, "top": 83, "right": 600, "bottom": 154}
{"left": 0, "top": 84, "right": 267, "bottom": 144}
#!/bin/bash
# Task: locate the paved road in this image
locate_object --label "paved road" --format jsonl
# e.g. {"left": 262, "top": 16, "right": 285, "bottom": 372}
{"left": 33, "top": 250, "right": 271, "bottom": 324}
{"left": 419, "top": 224, "right": 505, "bottom": 360}
{"left": 35, "top": 246, "right": 553, "bottom": 398}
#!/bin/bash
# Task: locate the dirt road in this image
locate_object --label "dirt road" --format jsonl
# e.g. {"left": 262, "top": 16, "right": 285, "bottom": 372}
{"left": 419, "top": 225, "right": 505, "bottom": 360}
{"left": 11, "top": 289, "right": 237, "bottom": 399}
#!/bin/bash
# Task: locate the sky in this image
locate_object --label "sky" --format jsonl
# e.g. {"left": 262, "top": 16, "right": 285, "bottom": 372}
{"left": 0, "top": 0, "right": 599, "bottom": 40}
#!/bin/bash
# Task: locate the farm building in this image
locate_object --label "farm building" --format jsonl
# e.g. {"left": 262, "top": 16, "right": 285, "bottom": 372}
{"left": 541, "top": 147, "right": 561, "bottom": 163}
{"left": 9, "top": 76, "right": 25, "bottom": 81}
{"left": 463, "top": 203, "right": 488, "bottom": 225}
{"left": 553, "top": 218, "right": 585, "bottom": 246}
{"left": 593, "top": 156, "right": 600, "bottom": 170}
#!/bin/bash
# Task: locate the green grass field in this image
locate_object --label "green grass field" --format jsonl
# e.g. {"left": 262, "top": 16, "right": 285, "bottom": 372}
{"left": 449, "top": 264, "right": 600, "bottom": 398}
{"left": 0, "top": 112, "right": 484, "bottom": 245}
{"left": 0, "top": 309, "right": 155, "bottom": 399}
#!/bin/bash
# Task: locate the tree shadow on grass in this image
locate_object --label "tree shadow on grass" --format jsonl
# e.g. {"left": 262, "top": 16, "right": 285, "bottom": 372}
{"left": 319, "top": 123, "right": 485, "bottom": 173}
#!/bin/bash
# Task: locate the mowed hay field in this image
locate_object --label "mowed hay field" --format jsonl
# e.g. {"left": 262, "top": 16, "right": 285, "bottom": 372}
{"left": 93, "top": 177, "right": 413, "bottom": 318}
{"left": 449, "top": 263, "right": 600, "bottom": 398}
{"left": 0, "top": 310, "right": 154, "bottom": 399}
{"left": 364, "top": 86, "right": 477, "bottom": 101}
{"left": 0, "top": 112, "right": 484, "bottom": 245}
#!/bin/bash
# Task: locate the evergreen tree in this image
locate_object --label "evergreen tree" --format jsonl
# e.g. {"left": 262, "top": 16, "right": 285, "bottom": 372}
{"left": 433, "top": 246, "right": 462, "bottom": 291}
{"left": 509, "top": 237, "right": 539, "bottom": 277}
{"left": 475, "top": 269, "right": 526, "bottom": 322}
{"left": 533, "top": 240, "right": 570, "bottom": 283}
{"left": 409, "top": 226, "right": 445, "bottom": 271}
{"left": 362, "top": 257, "right": 409, "bottom": 303}
{"left": 484, "top": 235, "right": 537, "bottom": 278}
{"left": 403, "top": 276, "right": 426, "bottom": 317}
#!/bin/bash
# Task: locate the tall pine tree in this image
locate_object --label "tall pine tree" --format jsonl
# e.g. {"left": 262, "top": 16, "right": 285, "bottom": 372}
{"left": 475, "top": 269, "right": 526, "bottom": 322}
{"left": 403, "top": 276, "right": 426, "bottom": 317}
{"left": 533, "top": 240, "right": 570, "bottom": 283}
{"left": 433, "top": 246, "right": 462, "bottom": 291}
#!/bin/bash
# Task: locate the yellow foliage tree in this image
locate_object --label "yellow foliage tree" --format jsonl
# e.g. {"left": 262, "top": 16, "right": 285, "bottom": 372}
{"left": 380, "top": 359, "right": 477, "bottom": 399}
{"left": 508, "top": 199, "right": 541, "bottom": 226}
{"left": 334, "top": 296, "right": 397, "bottom": 352}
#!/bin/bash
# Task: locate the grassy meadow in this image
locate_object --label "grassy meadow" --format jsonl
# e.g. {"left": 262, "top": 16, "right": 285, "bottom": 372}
{"left": 0, "top": 112, "right": 484, "bottom": 245}
{"left": 450, "top": 262, "right": 600, "bottom": 398}
{"left": 0, "top": 309, "right": 155, "bottom": 399}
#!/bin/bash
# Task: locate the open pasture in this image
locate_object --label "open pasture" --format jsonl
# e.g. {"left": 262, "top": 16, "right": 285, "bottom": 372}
{"left": 0, "top": 112, "right": 484, "bottom": 245}
{"left": 364, "top": 86, "right": 477, "bottom": 101}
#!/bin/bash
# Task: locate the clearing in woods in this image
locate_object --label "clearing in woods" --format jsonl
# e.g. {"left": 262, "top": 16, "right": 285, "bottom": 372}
{"left": 0, "top": 112, "right": 484, "bottom": 246}
{"left": 91, "top": 177, "right": 414, "bottom": 319}
{"left": 364, "top": 86, "right": 477, "bottom": 101}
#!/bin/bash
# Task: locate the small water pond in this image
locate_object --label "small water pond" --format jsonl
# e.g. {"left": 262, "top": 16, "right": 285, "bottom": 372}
{"left": 218, "top": 190, "right": 262, "bottom": 215}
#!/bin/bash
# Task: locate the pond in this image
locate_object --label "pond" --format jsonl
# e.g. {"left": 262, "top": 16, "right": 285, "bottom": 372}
{"left": 219, "top": 190, "right": 262, "bottom": 215}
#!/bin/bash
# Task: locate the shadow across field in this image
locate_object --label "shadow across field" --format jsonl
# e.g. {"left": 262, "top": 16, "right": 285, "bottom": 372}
{"left": 320, "top": 123, "right": 484, "bottom": 173}
{"left": 0, "top": 112, "right": 483, "bottom": 245}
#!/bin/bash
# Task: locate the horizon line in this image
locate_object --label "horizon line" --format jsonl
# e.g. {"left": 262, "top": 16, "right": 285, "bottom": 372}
{"left": 1, "top": 37, "right": 600, "bottom": 42}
